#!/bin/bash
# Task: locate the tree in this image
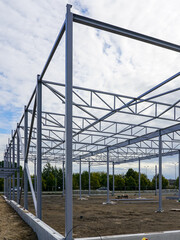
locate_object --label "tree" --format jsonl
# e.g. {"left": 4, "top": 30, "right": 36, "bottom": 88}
{"left": 125, "top": 176, "right": 137, "bottom": 190}
{"left": 115, "top": 174, "right": 125, "bottom": 190}
{"left": 151, "top": 174, "right": 168, "bottom": 189}
{"left": 140, "top": 174, "right": 150, "bottom": 190}
{"left": 91, "top": 172, "right": 100, "bottom": 189}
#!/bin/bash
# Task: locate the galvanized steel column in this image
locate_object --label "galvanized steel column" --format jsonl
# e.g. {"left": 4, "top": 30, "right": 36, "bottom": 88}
{"left": 138, "top": 158, "right": 141, "bottom": 198}
{"left": 155, "top": 165, "right": 157, "bottom": 196}
{"left": 3, "top": 154, "right": 6, "bottom": 197}
{"left": 37, "top": 74, "right": 42, "bottom": 219}
{"left": 62, "top": 161, "right": 65, "bottom": 197}
{"left": 107, "top": 148, "right": 110, "bottom": 203}
{"left": 12, "top": 133, "right": 15, "bottom": 201}
{"left": 24, "top": 106, "right": 28, "bottom": 209}
{"left": 178, "top": 151, "right": 180, "bottom": 200}
{"left": 112, "top": 161, "right": 115, "bottom": 196}
{"left": 9, "top": 144, "right": 11, "bottom": 200}
{"left": 158, "top": 132, "right": 163, "bottom": 212}
{"left": 34, "top": 158, "right": 37, "bottom": 195}
{"left": 17, "top": 126, "right": 20, "bottom": 203}
{"left": 79, "top": 158, "right": 81, "bottom": 199}
{"left": 88, "top": 161, "right": 91, "bottom": 196}
{"left": 65, "top": 4, "right": 73, "bottom": 239}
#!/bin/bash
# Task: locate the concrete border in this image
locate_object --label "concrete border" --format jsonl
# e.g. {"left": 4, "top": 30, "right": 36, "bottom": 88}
{"left": 75, "top": 230, "right": 180, "bottom": 240}
{"left": 4, "top": 196, "right": 64, "bottom": 240}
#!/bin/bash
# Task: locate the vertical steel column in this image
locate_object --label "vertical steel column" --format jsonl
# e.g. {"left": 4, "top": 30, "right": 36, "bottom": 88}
{"left": 65, "top": 4, "right": 73, "bottom": 239}
{"left": 158, "top": 132, "right": 163, "bottom": 212}
{"left": 24, "top": 106, "right": 28, "bottom": 209}
{"left": 17, "top": 126, "right": 20, "bottom": 203}
{"left": 6, "top": 147, "right": 9, "bottom": 199}
{"left": 178, "top": 151, "right": 180, "bottom": 200}
{"left": 138, "top": 158, "right": 141, "bottom": 198}
{"left": 12, "top": 133, "right": 15, "bottom": 201}
{"left": 107, "top": 148, "right": 110, "bottom": 203}
{"left": 112, "top": 162, "right": 115, "bottom": 196}
{"left": 3, "top": 154, "right": 6, "bottom": 196}
{"left": 9, "top": 144, "right": 11, "bottom": 200}
{"left": 155, "top": 165, "right": 157, "bottom": 196}
{"left": 34, "top": 158, "right": 37, "bottom": 195}
{"left": 88, "top": 161, "right": 91, "bottom": 196}
{"left": 79, "top": 158, "right": 81, "bottom": 199}
{"left": 62, "top": 161, "right": 65, "bottom": 197}
{"left": 37, "top": 74, "right": 42, "bottom": 219}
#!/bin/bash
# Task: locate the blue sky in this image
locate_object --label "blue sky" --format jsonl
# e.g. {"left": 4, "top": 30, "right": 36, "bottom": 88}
{"left": 0, "top": 0, "right": 180, "bottom": 178}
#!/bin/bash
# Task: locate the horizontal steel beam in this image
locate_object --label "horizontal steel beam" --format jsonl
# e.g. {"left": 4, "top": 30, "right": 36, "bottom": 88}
{"left": 73, "top": 14, "right": 180, "bottom": 53}
{"left": 77, "top": 123, "right": 180, "bottom": 159}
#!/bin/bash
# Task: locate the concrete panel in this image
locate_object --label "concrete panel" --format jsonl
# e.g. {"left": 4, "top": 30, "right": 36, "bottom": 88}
{"left": 75, "top": 230, "right": 180, "bottom": 240}
{"left": 4, "top": 197, "right": 64, "bottom": 240}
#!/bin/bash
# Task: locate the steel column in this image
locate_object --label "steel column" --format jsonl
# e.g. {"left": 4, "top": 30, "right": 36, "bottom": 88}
{"left": 3, "top": 154, "right": 6, "bottom": 196}
{"left": 138, "top": 158, "right": 141, "bottom": 198}
{"left": 107, "top": 148, "right": 110, "bottom": 203}
{"left": 62, "top": 161, "right": 65, "bottom": 197}
{"left": 155, "top": 165, "right": 157, "bottom": 196}
{"left": 24, "top": 106, "right": 28, "bottom": 209}
{"left": 88, "top": 161, "right": 91, "bottom": 196}
{"left": 17, "top": 127, "right": 20, "bottom": 203}
{"left": 158, "top": 132, "right": 163, "bottom": 212}
{"left": 12, "top": 133, "right": 15, "bottom": 201}
{"left": 37, "top": 74, "right": 42, "bottom": 219}
{"left": 34, "top": 158, "right": 37, "bottom": 195}
{"left": 65, "top": 4, "right": 73, "bottom": 239}
{"left": 9, "top": 144, "right": 11, "bottom": 200}
{"left": 79, "top": 158, "right": 81, "bottom": 199}
{"left": 178, "top": 151, "right": 180, "bottom": 200}
{"left": 112, "top": 161, "right": 115, "bottom": 196}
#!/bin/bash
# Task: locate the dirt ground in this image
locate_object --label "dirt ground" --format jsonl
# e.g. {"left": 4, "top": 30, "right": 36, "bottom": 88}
{"left": 28, "top": 192, "right": 180, "bottom": 238}
{"left": 0, "top": 196, "right": 37, "bottom": 240}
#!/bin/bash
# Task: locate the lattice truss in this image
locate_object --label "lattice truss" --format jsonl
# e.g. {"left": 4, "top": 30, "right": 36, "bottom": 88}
{"left": 14, "top": 72, "right": 180, "bottom": 167}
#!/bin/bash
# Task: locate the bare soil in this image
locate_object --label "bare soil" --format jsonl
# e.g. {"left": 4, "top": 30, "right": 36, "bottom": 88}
{"left": 28, "top": 193, "right": 180, "bottom": 238}
{"left": 0, "top": 196, "right": 37, "bottom": 240}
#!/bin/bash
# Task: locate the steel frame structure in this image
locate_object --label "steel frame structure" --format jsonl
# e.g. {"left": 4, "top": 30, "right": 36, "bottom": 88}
{"left": 2, "top": 4, "right": 180, "bottom": 239}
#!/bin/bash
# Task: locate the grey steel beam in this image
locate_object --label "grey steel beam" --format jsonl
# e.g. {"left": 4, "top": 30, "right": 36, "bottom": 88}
{"left": 79, "top": 123, "right": 180, "bottom": 159}
{"left": 39, "top": 22, "right": 65, "bottom": 81}
{"left": 73, "top": 14, "right": 180, "bottom": 52}
{"left": 65, "top": 4, "right": 73, "bottom": 240}
{"left": 24, "top": 106, "right": 28, "bottom": 210}
{"left": 37, "top": 74, "right": 42, "bottom": 219}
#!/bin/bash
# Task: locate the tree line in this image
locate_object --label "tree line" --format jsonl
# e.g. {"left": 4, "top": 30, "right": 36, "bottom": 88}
{"left": 0, "top": 162, "right": 174, "bottom": 191}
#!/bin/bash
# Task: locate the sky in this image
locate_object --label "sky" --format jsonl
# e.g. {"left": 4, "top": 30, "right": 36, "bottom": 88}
{"left": 0, "top": 0, "right": 180, "bottom": 179}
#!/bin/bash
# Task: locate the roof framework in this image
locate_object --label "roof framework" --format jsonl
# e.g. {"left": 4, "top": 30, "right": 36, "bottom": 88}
{"left": 2, "top": 4, "right": 180, "bottom": 239}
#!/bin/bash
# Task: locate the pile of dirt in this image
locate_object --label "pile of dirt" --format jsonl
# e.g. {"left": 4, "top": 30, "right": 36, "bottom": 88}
{"left": 0, "top": 196, "right": 37, "bottom": 240}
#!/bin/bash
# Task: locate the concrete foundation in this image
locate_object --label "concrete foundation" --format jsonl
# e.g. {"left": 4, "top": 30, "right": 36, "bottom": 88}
{"left": 75, "top": 230, "right": 180, "bottom": 240}
{"left": 4, "top": 196, "right": 64, "bottom": 240}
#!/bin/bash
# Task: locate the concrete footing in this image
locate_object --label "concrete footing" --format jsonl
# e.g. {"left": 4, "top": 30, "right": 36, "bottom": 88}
{"left": 75, "top": 230, "right": 180, "bottom": 240}
{"left": 4, "top": 197, "right": 64, "bottom": 240}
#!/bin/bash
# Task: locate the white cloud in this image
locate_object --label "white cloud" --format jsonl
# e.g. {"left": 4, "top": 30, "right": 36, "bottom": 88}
{"left": 0, "top": 0, "right": 180, "bottom": 178}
